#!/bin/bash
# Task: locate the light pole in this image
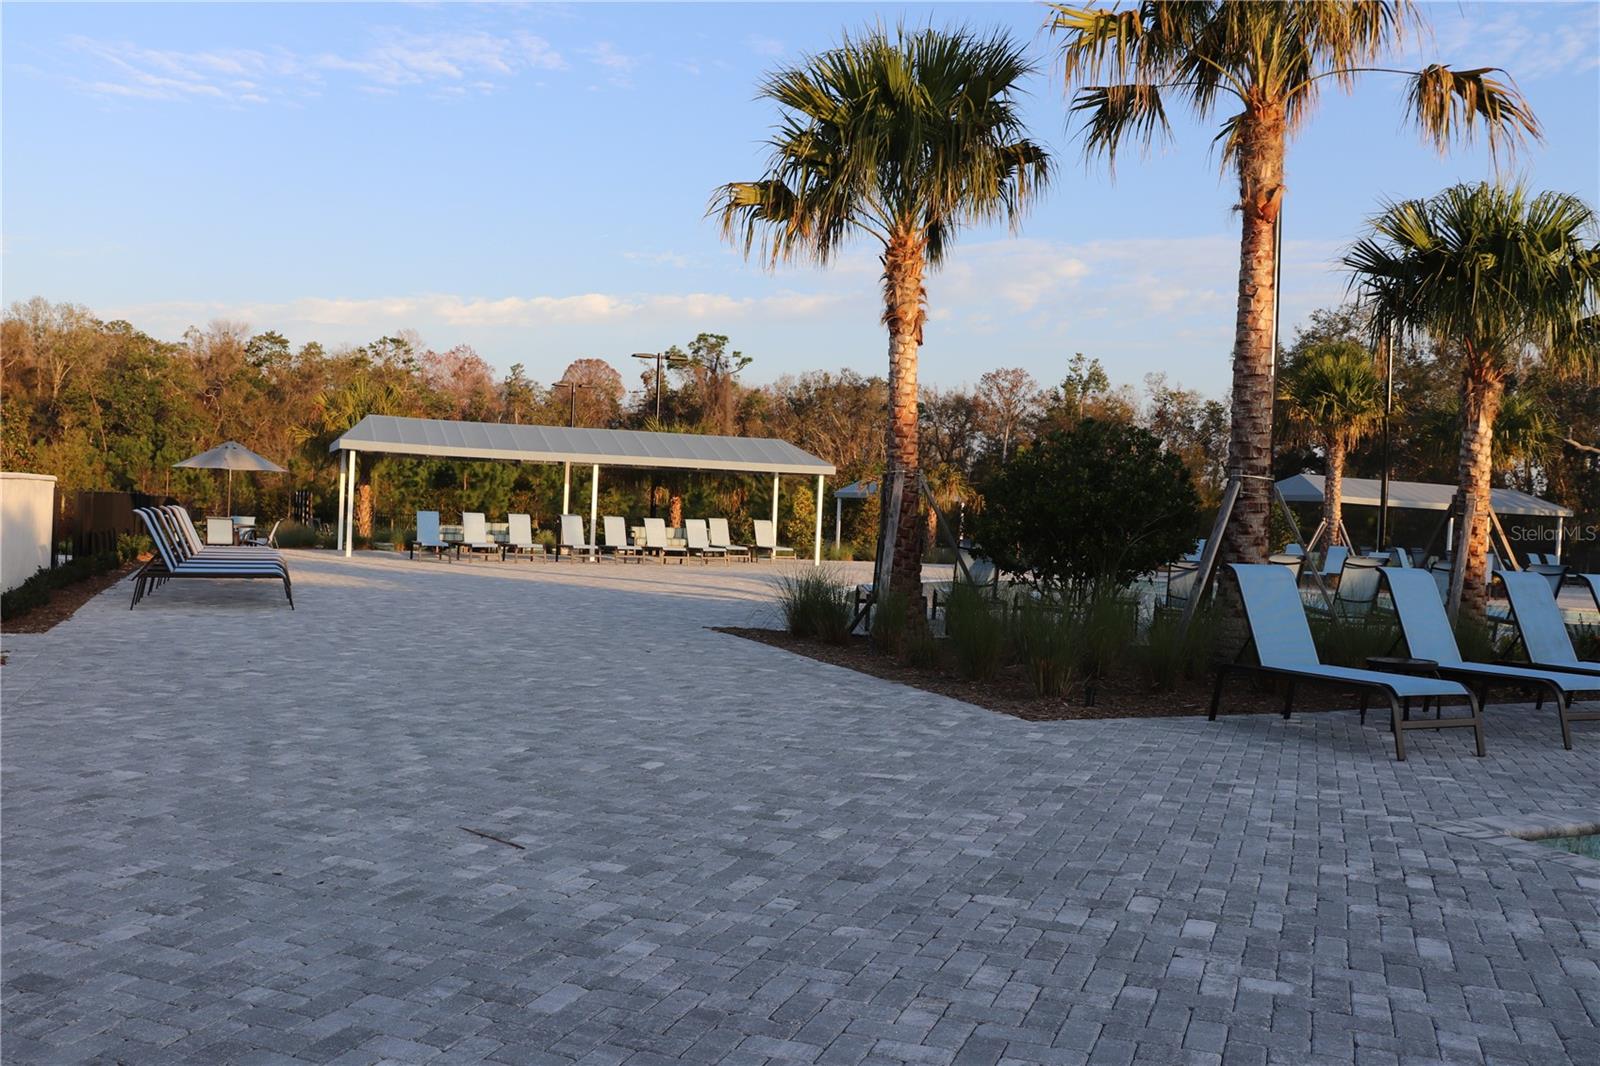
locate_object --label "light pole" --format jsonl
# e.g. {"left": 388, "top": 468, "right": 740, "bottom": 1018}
{"left": 552, "top": 380, "right": 594, "bottom": 428}
{"left": 632, "top": 351, "right": 687, "bottom": 516}
{"left": 1377, "top": 319, "right": 1396, "bottom": 552}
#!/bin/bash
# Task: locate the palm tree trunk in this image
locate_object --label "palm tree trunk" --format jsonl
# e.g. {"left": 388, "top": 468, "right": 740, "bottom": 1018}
{"left": 356, "top": 480, "right": 374, "bottom": 539}
{"left": 883, "top": 232, "right": 928, "bottom": 625}
{"left": 1455, "top": 365, "right": 1505, "bottom": 621}
{"left": 1324, "top": 437, "right": 1345, "bottom": 547}
{"left": 1221, "top": 104, "right": 1287, "bottom": 566}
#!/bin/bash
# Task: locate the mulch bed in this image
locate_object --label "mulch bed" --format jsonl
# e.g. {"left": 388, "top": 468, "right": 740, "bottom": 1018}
{"left": 715, "top": 626, "right": 1365, "bottom": 722}
{"left": 3, "top": 563, "right": 139, "bottom": 635}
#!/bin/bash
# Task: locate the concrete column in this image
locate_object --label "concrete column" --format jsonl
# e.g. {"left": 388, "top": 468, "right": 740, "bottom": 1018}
{"left": 344, "top": 450, "right": 356, "bottom": 558}
{"left": 589, "top": 465, "right": 600, "bottom": 548}
{"left": 335, "top": 451, "right": 346, "bottom": 552}
{"left": 770, "top": 475, "right": 780, "bottom": 533}
{"left": 562, "top": 462, "right": 572, "bottom": 515}
{"left": 813, "top": 475, "right": 824, "bottom": 566}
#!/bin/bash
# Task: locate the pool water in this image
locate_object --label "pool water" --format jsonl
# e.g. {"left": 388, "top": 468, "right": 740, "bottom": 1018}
{"left": 1534, "top": 833, "right": 1600, "bottom": 861}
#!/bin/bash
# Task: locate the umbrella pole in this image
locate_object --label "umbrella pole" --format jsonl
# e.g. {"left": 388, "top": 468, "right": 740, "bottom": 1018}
{"left": 227, "top": 469, "right": 233, "bottom": 516}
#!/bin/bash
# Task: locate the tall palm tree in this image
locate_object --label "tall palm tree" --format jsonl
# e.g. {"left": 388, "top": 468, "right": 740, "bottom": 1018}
{"left": 1278, "top": 339, "right": 1386, "bottom": 546}
{"left": 1049, "top": 1, "right": 1538, "bottom": 567}
{"left": 713, "top": 25, "right": 1050, "bottom": 619}
{"left": 1346, "top": 182, "right": 1600, "bottom": 619}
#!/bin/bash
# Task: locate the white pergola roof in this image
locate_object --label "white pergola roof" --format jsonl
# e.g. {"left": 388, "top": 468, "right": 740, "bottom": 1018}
{"left": 1277, "top": 474, "right": 1572, "bottom": 518}
{"left": 331, "top": 415, "right": 835, "bottom": 476}
{"left": 834, "top": 479, "right": 879, "bottom": 499}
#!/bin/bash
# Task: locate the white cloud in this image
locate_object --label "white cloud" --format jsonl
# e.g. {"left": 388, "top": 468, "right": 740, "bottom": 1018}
{"left": 745, "top": 35, "right": 786, "bottom": 58}
{"left": 1393, "top": 2, "right": 1600, "bottom": 81}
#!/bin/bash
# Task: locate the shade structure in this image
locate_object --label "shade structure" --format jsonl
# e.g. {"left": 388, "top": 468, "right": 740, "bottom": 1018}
{"left": 330, "top": 415, "right": 835, "bottom": 475}
{"left": 834, "top": 479, "right": 879, "bottom": 500}
{"left": 1276, "top": 474, "right": 1572, "bottom": 519}
{"left": 175, "top": 441, "right": 286, "bottom": 514}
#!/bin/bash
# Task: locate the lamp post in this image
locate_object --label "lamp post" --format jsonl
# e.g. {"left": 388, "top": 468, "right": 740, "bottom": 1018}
{"left": 1377, "top": 319, "right": 1396, "bottom": 552}
{"left": 552, "top": 379, "right": 594, "bottom": 428}
{"left": 632, "top": 351, "right": 688, "bottom": 516}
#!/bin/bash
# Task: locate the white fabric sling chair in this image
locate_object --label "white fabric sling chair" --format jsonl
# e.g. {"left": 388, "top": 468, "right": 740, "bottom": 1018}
{"left": 559, "top": 515, "right": 600, "bottom": 561}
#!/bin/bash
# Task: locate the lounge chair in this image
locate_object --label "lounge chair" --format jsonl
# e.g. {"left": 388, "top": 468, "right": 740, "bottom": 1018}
{"left": 1527, "top": 563, "right": 1567, "bottom": 594}
{"left": 752, "top": 519, "right": 794, "bottom": 560}
{"left": 1316, "top": 545, "right": 1349, "bottom": 581}
{"left": 1330, "top": 555, "right": 1383, "bottom": 620}
{"left": 707, "top": 518, "right": 751, "bottom": 561}
{"left": 503, "top": 514, "right": 545, "bottom": 561}
{"left": 558, "top": 515, "right": 601, "bottom": 561}
{"left": 1497, "top": 572, "right": 1600, "bottom": 681}
{"left": 642, "top": 518, "right": 687, "bottom": 564}
{"left": 602, "top": 516, "right": 643, "bottom": 562}
{"left": 458, "top": 512, "right": 500, "bottom": 561}
{"left": 241, "top": 519, "right": 281, "bottom": 548}
{"left": 1211, "top": 564, "right": 1482, "bottom": 760}
{"left": 132, "top": 508, "right": 294, "bottom": 609}
{"left": 684, "top": 519, "right": 727, "bottom": 563}
{"left": 1583, "top": 574, "right": 1600, "bottom": 612}
{"left": 410, "top": 511, "right": 451, "bottom": 561}
{"left": 1381, "top": 567, "right": 1600, "bottom": 750}
{"left": 160, "top": 506, "right": 283, "bottom": 563}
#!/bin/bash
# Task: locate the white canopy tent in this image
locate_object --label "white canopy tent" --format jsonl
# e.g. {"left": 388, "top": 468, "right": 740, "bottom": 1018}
{"left": 831, "top": 479, "right": 878, "bottom": 548}
{"left": 328, "top": 415, "right": 836, "bottom": 563}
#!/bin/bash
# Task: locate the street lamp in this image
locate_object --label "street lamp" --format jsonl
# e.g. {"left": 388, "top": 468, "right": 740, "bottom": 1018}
{"left": 551, "top": 379, "right": 595, "bottom": 428}
{"left": 632, "top": 351, "right": 688, "bottom": 423}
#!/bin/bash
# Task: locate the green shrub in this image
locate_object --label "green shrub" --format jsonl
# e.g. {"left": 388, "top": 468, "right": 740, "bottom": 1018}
{"left": 0, "top": 552, "right": 120, "bottom": 621}
{"left": 1011, "top": 599, "right": 1079, "bottom": 697}
{"left": 905, "top": 630, "right": 944, "bottom": 670}
{"left": 1140, "top": 602, "right": 1219, "bottom": 691}
{"left": 1309, "top": 615, "right": 1402, "bottom": 668}
{"left": 1453, "top": 614, "right": 1509, "bottom": 662}
{"left": 1572, "top": 623, "right": 1600, "bottom": 661}
{"left": 1077, "top": 586, "right": 1139, "bottom": 681}
{"left": 823, "top": 543, "right": 857, "bottom": 562}
{"left": 971, "top": 419, "right": 1200, "bottom": 592}
{"left": 870, "top": 588, "right": 912, "bottom": 655}
{"left": 775, "top": 568, "right": 853, "bottom": 645}
{"left": 117, "top": 533, "right": 152, "bottom": 564}
{"left": 945, "top": 581, "right": 1006, "bottom": 681}
{"left": 274, "top": 522, "right": 320, "bottom": 549}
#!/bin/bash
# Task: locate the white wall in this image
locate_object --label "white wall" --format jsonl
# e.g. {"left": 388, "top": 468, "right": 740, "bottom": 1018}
{"left": 2, "top": 472, "right": 57, "bottom": 592}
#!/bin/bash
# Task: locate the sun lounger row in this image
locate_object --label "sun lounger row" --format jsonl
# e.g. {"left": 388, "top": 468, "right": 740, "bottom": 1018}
{"left": 132, "top": 505, "right": 293, "bottom": 609}
{"left": 409, "top": 512, "right": 798, "bottom": 564}
{"left": 1214, "top": 563, "right": 1598, "bottom": 760}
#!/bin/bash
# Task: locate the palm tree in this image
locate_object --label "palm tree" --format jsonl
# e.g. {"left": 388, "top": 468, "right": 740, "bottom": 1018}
{"left": 1278, "top": 339, "right": 1386, "bottom": 547}
{"left": 712, "top": 25, "right": 1050, "bottom": 620}
{"left": 1346, "top": 182, "right": 1600, "bottom": 619}
{"left": 1049, "top": 1, "right": 1538, "bottom": 567}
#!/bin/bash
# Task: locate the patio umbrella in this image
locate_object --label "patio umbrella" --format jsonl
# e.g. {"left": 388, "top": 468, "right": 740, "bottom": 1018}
{"left": 174, "top": 441, "right": 285, "bottom": 514}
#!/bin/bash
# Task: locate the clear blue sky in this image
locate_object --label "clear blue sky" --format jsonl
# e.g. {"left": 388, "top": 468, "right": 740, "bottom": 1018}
{"left": 4, "top": 2, "right": 1597, "bottom": 399}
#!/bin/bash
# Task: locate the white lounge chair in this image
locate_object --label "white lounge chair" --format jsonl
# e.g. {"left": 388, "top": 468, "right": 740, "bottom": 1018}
{"left": 1212, "top": 563, "right": 1481, "bottom": 760}
{"left": 559, "top": 515, "right": 600, "bottom": 561}
{"left": 603, "top": 516, "right": 643, "bottom": 562}
{"left": 161, "top": 506, "right": 282, "bottom": 560}
{"left": 503, "top": 514, "right": 545, "bottom": 561}
{"left": 459, "top": 512, "right": 500, "bottom": 561}
{"left": 1382, "top": 566, "right": 1600, "bottom": 750}
{"left": 684, "top": 519, "right": 727, "bottom": 563}
{"left": 752, "top": 519, "right": 794, "bottom": 560}
{"left": 707, "top": 518, "right": 751, "bottom": 562}
{"left": 241, "top": 519, "right": 281, "bottom": 548}
{"left": 643, "top": 518, "right": 687, "bottom": 564}
{"left": 410, "top": 511, "right": 450, "bottom": 560}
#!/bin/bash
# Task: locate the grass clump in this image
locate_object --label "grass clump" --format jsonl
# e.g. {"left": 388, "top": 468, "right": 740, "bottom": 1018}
{"left": 775, "top": 568, "right": 853, "bottom": 645}
{"left": 1309, "top": 615, "right": 1401, "bottom": 668}
{"left": 870, "top": 588, "right": 913, "bottom": 655}
{"left": 1140, "top": 602, "right": 1219, "bottom": 691}
{"left": 945, "top": 581, "right": 1006, "bottom": 681}
{"left": 1010, "top": 600, "right": 1079, "bottom": 698}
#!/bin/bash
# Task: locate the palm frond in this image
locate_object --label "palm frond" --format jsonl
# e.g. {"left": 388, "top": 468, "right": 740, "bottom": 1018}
{"left": 1071, "top": 83, "right": 1171, "bottom": 169}
{"left": 1405, "top": 65, "right": 1541, "bottom": 162}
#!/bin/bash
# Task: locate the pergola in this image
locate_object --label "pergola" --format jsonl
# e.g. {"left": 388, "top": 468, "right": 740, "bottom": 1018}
{"left": 328, "top": 415, "right": 836, "bottom": 562}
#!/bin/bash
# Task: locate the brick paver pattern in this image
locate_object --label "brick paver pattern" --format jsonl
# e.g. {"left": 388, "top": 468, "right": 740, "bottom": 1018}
{"left": 2, "top": 553, "right": 1597, "bottom": 1065}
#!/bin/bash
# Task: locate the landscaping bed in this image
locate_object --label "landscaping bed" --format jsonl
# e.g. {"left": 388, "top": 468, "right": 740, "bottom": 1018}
{"left": 717, "top": 626, "right": 1365, "bottom": 722}
{"left": 3, "top": 561, "right": 139, "bottom": 634}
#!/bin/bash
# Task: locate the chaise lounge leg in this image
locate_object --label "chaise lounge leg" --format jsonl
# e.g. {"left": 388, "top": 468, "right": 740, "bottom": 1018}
{"left": 1389, "top": 694, "right": 1406, "bottom": 761}
{"left": 1358, "top": 691, "right": 1369, "bottom": 724}
{"left": 1467, "top": 690, "right": 1486, "bottom": 757}
{"left": 1557, "top": 689, "right": 1573, "bottom": 750}
{"left": 1208, "top": 666, "right": 1230, "bottom": 721}
{"left": 1281, "top": 680, "right": 1296, "bottom": 720}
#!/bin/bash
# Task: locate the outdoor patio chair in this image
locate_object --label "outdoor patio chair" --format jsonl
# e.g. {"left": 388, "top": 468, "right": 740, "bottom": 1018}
{"left": 1381, "top": 567, "right": 1600, "bottom": 750}
{"left": 1316, "top": 545, "right": 1350, "bottom": 581}
{"left": 1497, "top": 572, "right": 1600, "bottom": 682}
{"left": 503, "top": 514, "right": 546, "bottom": 562}
{"left": 558, "top": 515, "right": 601, "bottom": 561}
{"left": 205, "top": 517, "right": 236, "bottom": 545}
{"left": 1182, "top": 539, "right": 1206, "bottom": 564}
{"left": 1331, "top": 556, "right": 1383, "bottom": 620}
{"left": 1527, "top": 563, "right": 1567, "bottom": 594}
{"left": 459, "top": 512, "right": 500, "bottom": 561}
{"left": 132, "top": 508, "right": 293, "bottom": 609}
{"left": 684, "top": 519, "right": 727, "bottom": 563}
{"left": 1584, "top": 574, "right": 1600, "bottom": 612}
{"left": 707, "top": 518, "right": 751, "bottom": 561}
{"left": 642, "top": 518, "right": 687, "bottom": 564}
{"left": 753, "top": 519, "right": 794, "bottom": 560}
{"left": 241, "top": 519, "right": 281, "bottom": 548}
{"left": 602, "top": 516, "right": 643, "bottom": 561}
{"left": 410, "top": 511, "right": 451, "bottom": 560}
{"left": 1210, "top": 564, "right": 1482, "bottom": 761}
{"left": 160, "top": 506, "right": 283, "bottom": 562}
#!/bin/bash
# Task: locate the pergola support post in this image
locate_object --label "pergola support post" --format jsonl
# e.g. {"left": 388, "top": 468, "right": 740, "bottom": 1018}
{"left": 813, "top": 476, "right": 825, "bottom": 565}
{"left": 771, "top": 474, "right": 780, "bottom": 534}
{"left": 343, "top": 449, "right": 356, "bottom": 558}
{"left": 562, "top": 461, "right": 572, "bottom": 515}
{"left": 835, "top": 495, "right": 843, "bottom": 549}
{"left": 335, "top": 449, "right": 346, "bottom": 553}
{"left": 590, "top": 464, "right": 600, "bottom": 544}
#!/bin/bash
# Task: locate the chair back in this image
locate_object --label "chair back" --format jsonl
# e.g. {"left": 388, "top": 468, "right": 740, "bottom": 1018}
{"left": 1390, "top": 547, "right": 1412, "bottom": 568}
{"left": 461, "top": 512, "right": 489, "bottom": 544}
{"left": 206, "top": 517, "right": 235, "bottom": 546}
{"left": 1319, "top": 545, "right": 1349, "bottom": 577}
{"left": 1282, "top": 543, "right": 1305, "bottom": 557}
{"left": 1335, "top": 556, "right": 1383, "bottom": 614}
{"left": 135, "top": 509, "right": 184, "bottom": 572}
{"left": 685, "top": 519, "right": 712, "bottom": 550}
{"left": 1380, "top": 567, "right": 1464, "bottom": 665}
{"left": 1499, "top": 571, "right": 1579, "bottom": 666}
{"left": 603, "top": 516, "right": 629, "bottom": 548}
{"left": 1166, "top": 563, "right": 1200, "bottom": 606}
{"left": 752, "top": 519, "right": 777, "bottom": 550}
{"left": 707, "top": 518, "right": 736, "bottom": 548}
{"left": 1581, "top": 574, "right": 1600, "bottom": 612}
{"left": 560, "top": 514, "right": 587, "bottom": 548}
{"left": 1226, "top": 564, "right": 1321, "bottom": 669}
{"left": 1182, "top": 539, "right": 1205, "bottom": 563}
{"left": 415, "top": 511, "right": 442, "bottom": 547}
{"left": 506, "top": 514, "right": 534, "bottom": 548}
{"left": 1527, "top": 563, "right": 1566, "bottom": 595}
{"left": 957, "top": 548, "right": 997, "bottom": 588}
{"left": 643, "top": 517, "right": 670, "bottom": 549}
{"left": 158, "top": 506, "right": 200, "bottom": 555}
